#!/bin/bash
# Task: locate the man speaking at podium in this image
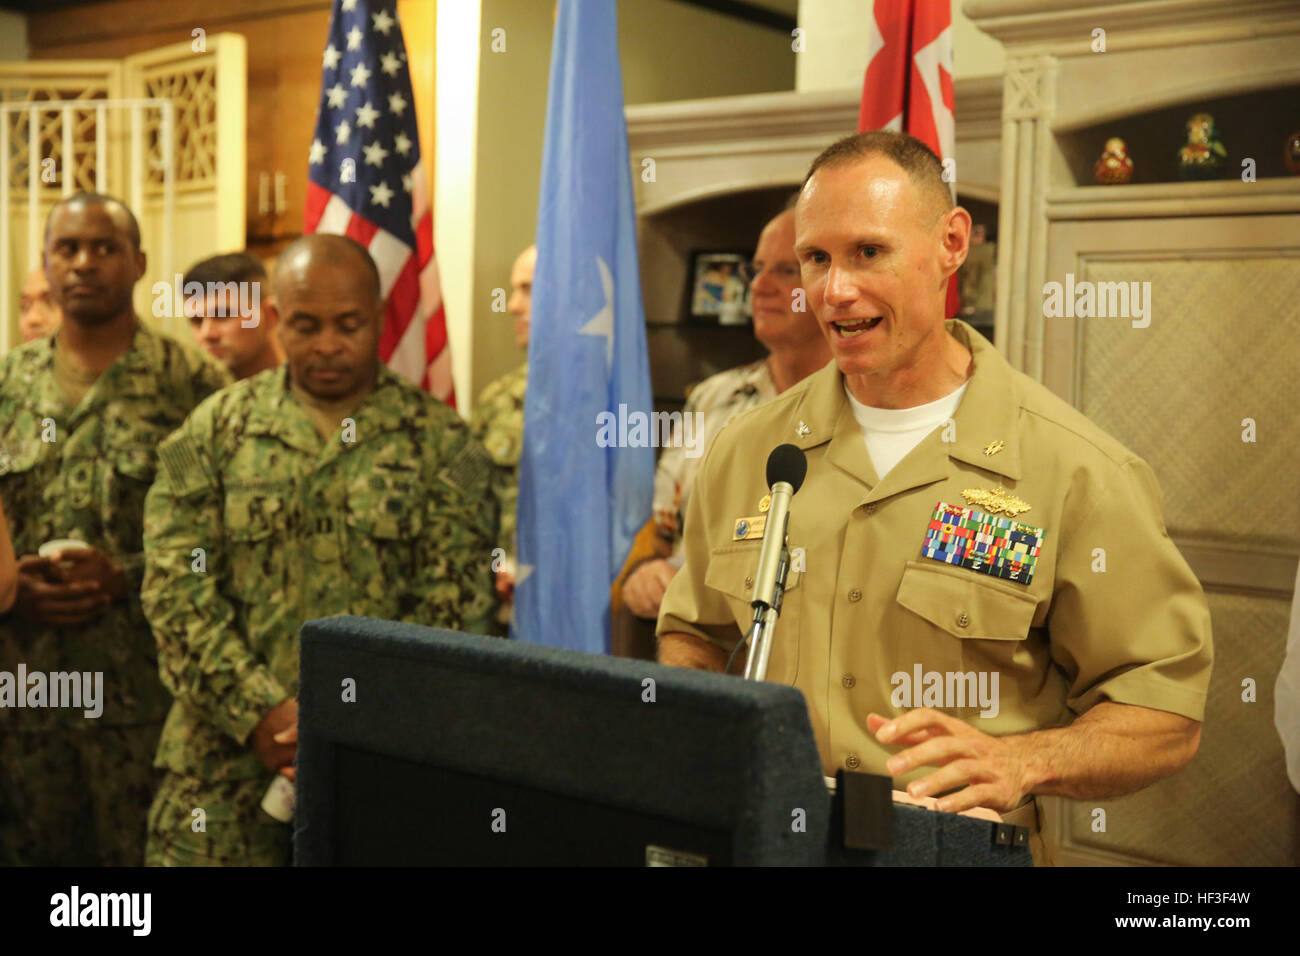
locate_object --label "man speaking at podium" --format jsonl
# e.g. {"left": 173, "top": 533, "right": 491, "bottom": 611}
{"left": 656, "top": 131, "right": 1213, "bottom": 866}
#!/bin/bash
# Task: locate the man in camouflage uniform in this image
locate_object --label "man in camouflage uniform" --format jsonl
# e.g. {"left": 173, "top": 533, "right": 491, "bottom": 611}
{"left": 470, "top": 244, "right": 533, "bottom": 627}
{"left": 0, "top": 193, "right": 231, "bottom": 866}
{"left": 141, "top": 234, "right": 497, "bottom": 866}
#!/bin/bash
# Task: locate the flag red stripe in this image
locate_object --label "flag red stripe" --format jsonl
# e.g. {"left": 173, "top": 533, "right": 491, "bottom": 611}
{"left": 304, "top": 181, "right": 332, "bottom": 233}
{"left": 414, "top": 209, "right": 433, "bottom": 268}
{"left": 379, "top": 256, "right": 420, "bottom": 359}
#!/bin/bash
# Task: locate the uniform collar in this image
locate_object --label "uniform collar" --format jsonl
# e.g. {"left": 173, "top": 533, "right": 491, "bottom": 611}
{"left": 737, "top": 358, "right": 774, "bottom": 397}
{"left": 44, "top": 320, "right": 167, "bottom": 424}
{"left": 258, "top": 360, "right": 412, "bottom": 456}
{"left": 781, "top": 319, "right": 1022, "bottom": 494}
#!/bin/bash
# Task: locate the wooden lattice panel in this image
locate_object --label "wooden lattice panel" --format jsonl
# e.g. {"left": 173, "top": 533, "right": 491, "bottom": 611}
{"left": 140, "top": 62, "right": 217, "bottom": 190}
{"left": 1059, "top": 590, "right": 1297, "bottom": 866}
{"left": 1076, "top": 254, "right": 1300, "bottom": 550}
{"left": 1, "top": 85, "right": 110, "bottom": 196}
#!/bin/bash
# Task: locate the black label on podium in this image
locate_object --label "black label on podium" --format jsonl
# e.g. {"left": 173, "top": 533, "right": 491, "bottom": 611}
{"left": 834, "top": 770, "right": 894, "bottom": 852}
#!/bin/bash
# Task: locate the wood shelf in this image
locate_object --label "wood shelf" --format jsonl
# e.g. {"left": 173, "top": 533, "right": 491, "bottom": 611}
{"left": 1047, "top": 176, "right": 1300, "bottom": 219}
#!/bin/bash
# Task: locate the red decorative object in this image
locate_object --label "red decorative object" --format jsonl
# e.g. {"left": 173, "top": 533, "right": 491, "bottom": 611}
{"left": 1094, "top": 137, "right": 1134, "bottom": 185}
{"left": 1286, "top": 128, "right": 1300, "bottom": 176}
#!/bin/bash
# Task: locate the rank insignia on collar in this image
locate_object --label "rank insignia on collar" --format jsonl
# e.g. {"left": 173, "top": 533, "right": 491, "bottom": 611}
{"left": 759, "top": 494, "right": 771, "bottom": 513}
{"left": 962, "top": 486, "right": 1031, "bottom": 517}
{"left": 796, "top": 420, "right": 811, "bottom": 437}
{"left": 983, "top": 440, "right": 1006, "bottom": 456}
{"left": 921, "top": 501, "right": 1046, "bottom": 586}
{"left": 733, "top": 515, "right": 767, "bottom": 541}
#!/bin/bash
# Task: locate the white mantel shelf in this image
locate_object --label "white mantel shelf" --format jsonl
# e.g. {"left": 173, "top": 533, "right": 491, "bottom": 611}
{"left": 624, "top": 77, "right": 1005, "bottom": 214}
{"left": 1047, "top": 177, "right": 1300, "bottom": 219}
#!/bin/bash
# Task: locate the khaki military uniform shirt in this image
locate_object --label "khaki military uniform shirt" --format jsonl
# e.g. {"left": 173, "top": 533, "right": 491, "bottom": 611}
{"left": 0, "top": 322, "right": 232, "bottom": 731}
{"left": 142, "top": 363, "right": 498, "bottom": 781}
{"left": 470, "top": 361, "right": 526, "bottom": 556}
{"left": 659, "top": 320, "right": 1213, "bottom": 801}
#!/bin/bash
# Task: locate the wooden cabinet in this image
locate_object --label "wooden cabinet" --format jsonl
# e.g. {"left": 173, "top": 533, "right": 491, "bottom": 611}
{"left": 969, "top": 0, "right": 1300, "bottom": 867}
{"left": 238, "top": 8, "right": 332, "bottom": 256}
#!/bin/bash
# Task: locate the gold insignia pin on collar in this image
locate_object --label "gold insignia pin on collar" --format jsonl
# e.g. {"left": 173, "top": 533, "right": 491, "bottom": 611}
{"left": 962, "top": 487, "right": 1032, "bottom": 517}
{"left": 796, "top": 420, "right": 811, "bottom": 437}
{"left": 759, "top": 494, "right": 771, "bottom": 513}
{"left": 983, "top": 440, "right": 1006, "bottom": 456}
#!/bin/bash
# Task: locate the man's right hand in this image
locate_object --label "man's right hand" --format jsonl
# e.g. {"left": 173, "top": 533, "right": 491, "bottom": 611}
{"left": 11, "top": 554, "right": 110, "bottom": 625}
{"left": 624, "top": 559, "right": 677, "bottom": 620}
{"left": 251, "top": 697, "right": 299, "bottom": 774}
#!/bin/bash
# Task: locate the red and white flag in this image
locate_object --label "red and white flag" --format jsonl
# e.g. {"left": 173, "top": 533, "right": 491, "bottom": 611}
{"left": 304, "top": 0, "right": 454, "bottom": 405}
{"left": 859, "top": 0, "right": 959, "bottom": 318}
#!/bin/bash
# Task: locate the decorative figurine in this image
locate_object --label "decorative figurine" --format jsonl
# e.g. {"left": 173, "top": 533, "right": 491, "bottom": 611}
{"left": 1094, "top": 137, "right": 1134, "bottom": 184}
{"left": 1177, "top": 112, "right": 1227, "bottom": 180}
{"left": 1285, "top": 127, "right": 1300, "bottom": 176}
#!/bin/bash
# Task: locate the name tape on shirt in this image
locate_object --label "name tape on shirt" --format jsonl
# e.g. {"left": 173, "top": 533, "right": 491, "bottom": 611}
{"left": 920, "top": 501, "right": 1045, "bottom": 586}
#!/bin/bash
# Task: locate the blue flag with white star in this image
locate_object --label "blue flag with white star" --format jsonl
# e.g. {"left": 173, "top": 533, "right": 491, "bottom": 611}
{"left": 512, "top": 0, "right": 654, "bottom": 653}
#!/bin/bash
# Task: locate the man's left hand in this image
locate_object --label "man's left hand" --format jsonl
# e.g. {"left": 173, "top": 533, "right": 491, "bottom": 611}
{"left": 868, "top": 708, "right": 1033, "bottom": 814}
{"left": 48, "top": 546, "right": 128, "bottom": 601}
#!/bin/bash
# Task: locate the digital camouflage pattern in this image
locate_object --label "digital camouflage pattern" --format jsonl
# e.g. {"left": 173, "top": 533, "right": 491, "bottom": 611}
{"left": 142, "top": 363, "right": 498, "bottom": 865}
{"left": 0, "top": 322, "right": 232, "bottom": 865}
{"left": 470, "top": 361, "right": 526, "bottom": 555}
{"left": 145, "top": 774, "right": 290, "bottom": 867}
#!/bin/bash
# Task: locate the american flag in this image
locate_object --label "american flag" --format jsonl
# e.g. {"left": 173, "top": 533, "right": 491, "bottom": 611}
{"left": 859, "top": 0, "right": 959, "bottom": 318}
{"left": 305, "top": 0, "right": 453, "bottom": 404}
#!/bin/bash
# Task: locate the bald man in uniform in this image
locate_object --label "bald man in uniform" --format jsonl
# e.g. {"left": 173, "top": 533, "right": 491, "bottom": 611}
{"left": 656, "top": 131, "right": 1212, "bottom": 865}
{"left": 142, "top": 234, "right": 497, "bottom": 866}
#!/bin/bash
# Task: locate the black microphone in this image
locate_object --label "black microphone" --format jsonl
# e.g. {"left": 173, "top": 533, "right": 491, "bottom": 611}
{"left": 750, "top": 442, "right": 806, "bottom": 626}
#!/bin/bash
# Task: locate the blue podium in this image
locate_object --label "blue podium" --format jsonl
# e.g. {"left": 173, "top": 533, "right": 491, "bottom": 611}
{"left": 294, "top": 616, "right": 1031, "bottom": 866}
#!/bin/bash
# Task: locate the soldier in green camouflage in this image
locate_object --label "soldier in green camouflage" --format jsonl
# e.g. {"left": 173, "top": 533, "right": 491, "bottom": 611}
{"left": 470, "top": 244, "right": 533, "bottom": 626}
{"left": 0, "top": 193, "right": 232, "bottom": 866}
{"left": 141, "top": 234, "right": 498, "bottom": 866}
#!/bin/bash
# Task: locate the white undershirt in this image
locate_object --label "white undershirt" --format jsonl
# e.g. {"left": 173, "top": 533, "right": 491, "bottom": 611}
{"left": 844, "top": 380, "right": 969, "bottom": 480}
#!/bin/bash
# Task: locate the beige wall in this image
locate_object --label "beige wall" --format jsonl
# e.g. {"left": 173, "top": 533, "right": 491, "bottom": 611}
{"left": 470, "top": 0, "right": 796, "bottom": 404}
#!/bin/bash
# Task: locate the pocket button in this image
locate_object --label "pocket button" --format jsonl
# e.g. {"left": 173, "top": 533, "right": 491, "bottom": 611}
{"left": 956, "top": 611, "right": 970, "bottom": 628}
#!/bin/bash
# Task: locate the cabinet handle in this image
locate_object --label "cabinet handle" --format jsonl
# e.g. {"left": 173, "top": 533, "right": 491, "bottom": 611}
{"left": 274, "top": 171, "right": 287, "bottom": 216}
{"left": 258, "top": 171, "right": 270, "bottom": 215}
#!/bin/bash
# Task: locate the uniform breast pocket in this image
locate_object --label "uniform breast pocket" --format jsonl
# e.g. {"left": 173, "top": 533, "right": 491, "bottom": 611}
{"left": 104, "top": 447, "right": 157, "bottom": 552}
{"left": 704, "top": 545, "right": 802, "bottom": 682}
{"left": 894, "top": 560, "right": 1039, "bottom": 675}
{"left": 344, "top": 471, "right": 425, "bottom": 603}
{"left": 222, "top": 483, "right": 289, "bottom": 599}
{"left": 345, "top": 472, "right": 425, "bottom": 542}
{"left": 0, "top": 438, "right": 47, "bottom": 540}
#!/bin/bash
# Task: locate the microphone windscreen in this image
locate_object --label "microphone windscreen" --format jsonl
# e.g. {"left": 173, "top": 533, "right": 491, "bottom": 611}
{"left": 766, "top": 443, "right": 808, "bottom": 495}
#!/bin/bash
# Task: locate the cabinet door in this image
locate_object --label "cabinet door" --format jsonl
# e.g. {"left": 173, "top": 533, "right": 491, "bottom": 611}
{"left": 1040, "top": 213, "right": 1300, "bottom": 866}
{"left": 242, "top": 8, "right": 332, "bottom": 251}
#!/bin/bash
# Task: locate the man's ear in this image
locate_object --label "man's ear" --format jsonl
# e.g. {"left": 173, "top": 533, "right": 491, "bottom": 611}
{"left": 939, "top": 206, "right": 972, "bottom": 281}
{"left": 135, "top": 249, "right": 148, "bottom": 281}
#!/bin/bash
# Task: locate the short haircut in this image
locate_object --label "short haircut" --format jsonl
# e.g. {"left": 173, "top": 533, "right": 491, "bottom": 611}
{"left": 275, "top": 233, "right": 382, "bottom": 305}
{"left": 184, "top": 251, "right": 267, "bottom": 291}
{"left": 802, "top": 130, "right": 953, "bottom": 218}
{"left": 45, "top": 191, "right": 142, "bottom": 251}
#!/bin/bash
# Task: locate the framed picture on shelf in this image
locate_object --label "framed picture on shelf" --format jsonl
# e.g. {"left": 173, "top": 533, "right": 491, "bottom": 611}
{"left": 685, "top": 251, "right": 751, "bottom": 325}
